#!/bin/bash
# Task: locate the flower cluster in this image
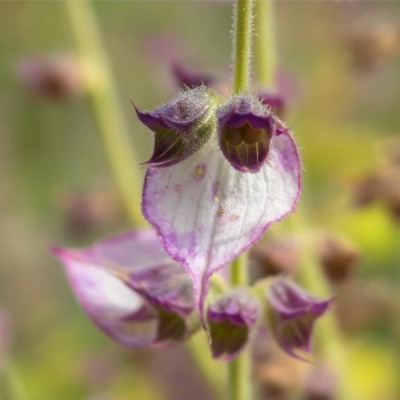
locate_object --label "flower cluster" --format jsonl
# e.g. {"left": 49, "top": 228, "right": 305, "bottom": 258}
{"left": 139, "top": 88, "right": 301, "bottom": 313}
{"left": 53, "top": 86, "right": 330, "bottom": 361}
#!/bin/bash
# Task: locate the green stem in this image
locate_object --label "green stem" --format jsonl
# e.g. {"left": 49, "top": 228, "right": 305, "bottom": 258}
{"left": 229, "top": 0, "right": 254, "bottom": 397}
{"left": 233, "top": 0, "right": 254, "bottom": 94}
{"left": 65, "top": 0, "right": 144, "bottom": 227}
{"left": 228, "top": 253, "right": 251, "bottom": 400}
{"left": 255, "top": 0, "right": 277, "bottom": 88}
{"left": 229, "top": 254, "right": 250, "bottom": 400}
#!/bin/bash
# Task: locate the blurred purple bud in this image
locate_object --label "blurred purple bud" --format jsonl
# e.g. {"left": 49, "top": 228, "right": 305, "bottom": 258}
{"left": 266, "top": 279, "right": 331, "bottom": 359}
{"left": 17, "top": 54, "right": 85, "bottom": 100}
{"left": 217, "top": 94, "right": 278, "bottom": 172}
{"left": 342, "top": 21, "right": 399, "bottom": 71}
{"left": 317, "top": 233, "right": 359, "bottom": 285}
{"left": 135, "top": 87, "right": 217, "bottom": 167}
{"left": 258, "top": 91, "right": 286, "bottom": 118}
{"left": 171, "top": 62, "right": 215, "bottom": 89}
{"left": 207, "top": 289, "right": 260, "bottom": 360}
{"left": 303, "top": 366, "right": 337, "bottom": 400}
{"left": 249, "top": 236, "right": 301, "bottom": 278}
{"left": 52, "top": 230, "right": 196, "bottom": 348}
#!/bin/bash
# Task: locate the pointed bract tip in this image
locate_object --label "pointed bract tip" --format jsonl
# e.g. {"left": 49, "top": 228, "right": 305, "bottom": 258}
{"left": 266, "top": 278, "right": 332, "bottom": 360}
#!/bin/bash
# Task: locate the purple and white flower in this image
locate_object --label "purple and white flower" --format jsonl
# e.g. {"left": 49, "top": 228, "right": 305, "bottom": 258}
{"left": 52, "top": 230, "right": 196, "bottom": 348}
{"left": 139, "top": 89, "right": 301, "bottom": 314}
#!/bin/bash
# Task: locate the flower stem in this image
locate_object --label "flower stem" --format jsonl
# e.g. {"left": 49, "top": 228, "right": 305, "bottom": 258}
{"left": 64, "top": 0, "right": 145, "bottom": 227}
{"left": 229, "top": 0, "right": 254, "bottom": 397}
{"left": 255, "top": 0, "right": 277, "bottom": 88}
{"left": 229, "top": 253, "right": 251, "bottom": 400}
{"left": 233, "top": 0, "right": 254, "bottom": 94}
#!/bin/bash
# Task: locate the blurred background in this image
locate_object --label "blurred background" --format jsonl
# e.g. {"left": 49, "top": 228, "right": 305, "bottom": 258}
{"left": 0, "top": 1, "right": 400, "bottom": 399}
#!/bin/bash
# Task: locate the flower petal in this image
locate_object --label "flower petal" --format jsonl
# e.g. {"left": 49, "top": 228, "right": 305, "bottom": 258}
{"left": 52, "top": 230, "right": 195, "bottom": 347}
{"left": 53, "top": 247, "right": 158, "bottom": 347}
{"left": 142, "top": 131, "right": 301, "bottom": 315}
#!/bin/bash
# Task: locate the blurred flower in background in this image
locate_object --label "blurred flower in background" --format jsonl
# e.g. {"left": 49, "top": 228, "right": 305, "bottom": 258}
{"left": 17, "top": 53, "right": 85, "bottom": 100}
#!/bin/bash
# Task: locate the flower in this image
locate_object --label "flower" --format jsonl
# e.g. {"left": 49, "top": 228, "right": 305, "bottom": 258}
{"left": 266, "top": 279, "right": 331, "bottom": 359}
{"left": 139, "top": 89, "right": 301, "bottom": 314}
{"left": 207, "top": 288, "right": 260, "bottom": 360}
{"left": 217, "top": 94, "right": 276, "bottom": 172}
{"left": 52, "top": 230, "right": 196, "bottom": 348}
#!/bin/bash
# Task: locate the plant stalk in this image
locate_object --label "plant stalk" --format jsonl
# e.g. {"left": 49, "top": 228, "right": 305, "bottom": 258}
{"left": 229, "top": 254, "right": 250, "bottom": 400}
{"left": 255, "top": 0, "right": 277, "bottom": 88}
{"left": 233, "top": 0, "right": 254, "bottom": 94}
{"left": 65, "top": 0, "right": 144, "bottom": 227}
{"left": 229, "top": 0, "right": 254, "bottom": 397}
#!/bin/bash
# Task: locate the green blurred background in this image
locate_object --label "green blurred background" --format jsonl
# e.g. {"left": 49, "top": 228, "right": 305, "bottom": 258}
{"left": 0, "top": 1, "right": 399, "bottom": 399}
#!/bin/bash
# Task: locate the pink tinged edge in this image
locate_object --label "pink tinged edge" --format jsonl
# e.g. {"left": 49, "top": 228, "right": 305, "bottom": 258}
{"left": 142, "top": 130, "right": 302, "bottom": 318}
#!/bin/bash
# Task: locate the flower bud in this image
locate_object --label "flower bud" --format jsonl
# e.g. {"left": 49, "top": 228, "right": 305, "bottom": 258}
{"left": 266, "top": 279, "right": 331, "bottom": 359}
{"left": 258, "top": 90, "right": 286, "bottom": 118}
{"left": 217, "top": 94, "right": 277, "bottom": 173}
{"left": 171, "top": 62, "right": 215, "bottom": 89}
{"left": 136, "top": 87, "right": 217, "bottom": 167}
{"left": 207, "top": 288, "right": 260, "bottom": 360}
{"left": 317, "top": 233, "right": 359, "bottom": 284}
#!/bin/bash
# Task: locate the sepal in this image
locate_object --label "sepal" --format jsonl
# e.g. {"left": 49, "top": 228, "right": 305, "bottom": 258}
{"left": 135, "top": 87, "right": 217, "bottom": 167}
{"left": 265, "top": 278, "right": 331, "bottom": 359}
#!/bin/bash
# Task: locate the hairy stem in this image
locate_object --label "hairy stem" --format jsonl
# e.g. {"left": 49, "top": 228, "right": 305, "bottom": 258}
{"left": 65, "top": 0, "right": 144, "bottom": 226}
{"left": 255, "top": 0, "right": 277, "bottom": 88}
{"left": 233, "top": 0, "right": 254, "bottom": 94}
{"left": 229, "top": 0, "right": 254, "bottom": 397}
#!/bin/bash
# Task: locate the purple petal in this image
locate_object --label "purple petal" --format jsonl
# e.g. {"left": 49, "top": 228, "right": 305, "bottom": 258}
{"left": 52, "top": 230, "right": 195, "bottom": 347}
{"left": 266, "top": 279, "right": 331, "bottom": 359}
{"left": 53, "top": 247, "right": 157, "bottom": 347}
{"left": 142, "top": 128, "right": 301, "bottom": 315}
{"left": 207, "top": 289, "right": 260, "bottom": 360}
